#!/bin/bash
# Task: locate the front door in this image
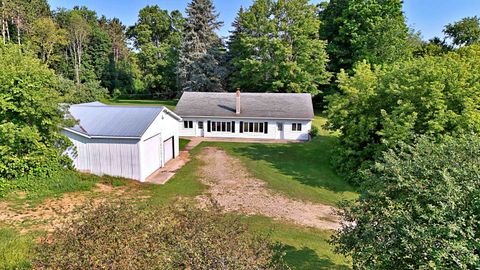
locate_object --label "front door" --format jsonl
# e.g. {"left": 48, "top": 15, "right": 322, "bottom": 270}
{"left": 277, "top": 122, "right": 284, "bottom": 139}
{"left": 197, "top": 121, "right": 204, "bottom": 137}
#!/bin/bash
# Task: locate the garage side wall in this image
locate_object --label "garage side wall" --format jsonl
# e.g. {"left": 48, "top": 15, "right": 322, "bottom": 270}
{"left": 140, "top": 110, "right": 180, "bottom": 181}
{"left": 62, "top": 131, "right": 141, "bottom": 180}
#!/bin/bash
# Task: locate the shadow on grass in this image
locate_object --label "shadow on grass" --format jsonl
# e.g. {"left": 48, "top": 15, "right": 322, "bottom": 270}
{"left": 280, "top": 245, "right": 350, "bottom": 270}
{"left": 230, "top": 135, "right": 354, "bottom": 194}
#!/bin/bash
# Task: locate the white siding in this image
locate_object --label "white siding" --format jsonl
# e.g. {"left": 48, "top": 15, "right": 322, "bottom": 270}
{"left": 179, "top": 117, "right": 311, "bottom": 141}
{"left": 139, "top": 109, "right": 180, "bottom": 181}
{"left": 63, "top": 108, "right": 181, "bottom": 182}
{"left": 62, "top": 131, "right": 141, "bottom": 180}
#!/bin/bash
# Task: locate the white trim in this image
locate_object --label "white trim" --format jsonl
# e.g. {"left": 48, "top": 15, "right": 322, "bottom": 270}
{"left": 63, "top": 128, "right": 141, "bottom": 140}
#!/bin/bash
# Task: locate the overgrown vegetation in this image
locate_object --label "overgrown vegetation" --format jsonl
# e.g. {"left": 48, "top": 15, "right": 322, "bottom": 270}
{"left": 326, "top": 45, "right": 480, "bottom": 180}
{"left": 34, "top": 201, "right": 288, "bottom": 269}
{"left": 0, "top": 44, "right": 71, "bottom": 181}
{"left": 332, "top": 135, "right": 480, "bottom": 269}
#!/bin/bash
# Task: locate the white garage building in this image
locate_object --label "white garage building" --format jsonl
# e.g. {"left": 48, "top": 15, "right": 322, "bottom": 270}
{"left": 63, "top": 102, "right": 181, "bottom": 182}
{"left": 175, "top": 91, "right": 314, "bottom": 141}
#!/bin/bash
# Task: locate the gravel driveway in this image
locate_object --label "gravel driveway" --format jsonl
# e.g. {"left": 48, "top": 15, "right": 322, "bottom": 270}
{"left": 196, "top": 147, "right": 341, "bottom": 230}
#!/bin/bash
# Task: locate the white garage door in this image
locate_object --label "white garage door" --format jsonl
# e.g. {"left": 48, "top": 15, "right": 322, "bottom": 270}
{"left": 164, "top": 137, "right": 174, "bottom": 163}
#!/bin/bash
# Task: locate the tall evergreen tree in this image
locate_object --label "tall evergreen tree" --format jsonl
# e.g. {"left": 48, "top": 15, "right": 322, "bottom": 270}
{"left": 227, "top": 0, "right": 331, "bottom": 94}
{"left": 177, "top": 0, "right": 226, "bottom": 92}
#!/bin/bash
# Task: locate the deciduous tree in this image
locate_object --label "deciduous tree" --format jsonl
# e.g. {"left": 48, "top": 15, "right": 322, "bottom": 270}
{"left": 444, "top": 16, "right": 480, "bottom": 47}
{"left": 332, "top": 135, "right": 480, "bottom": 269}
{"left": 326, "top": 45, "right": 480, "bottom": 177}
{"left": 320, "top": 0, "right": 413, "bottom": 72}
{"left": 227, "top": 0, "right": 331, "bottom": 94}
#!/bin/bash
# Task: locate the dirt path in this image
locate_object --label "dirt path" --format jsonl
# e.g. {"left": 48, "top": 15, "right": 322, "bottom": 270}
{"left": 0, "top": 183, "right": 147, "bottom": 233}
{"left": 196, "top": 147, "right": 341, "bottom": 230}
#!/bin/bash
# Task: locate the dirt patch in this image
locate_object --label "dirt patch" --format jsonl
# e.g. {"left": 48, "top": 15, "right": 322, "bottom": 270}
{"left": 196, "top": 147, "right": 342, "bottom": 230}
{"left": 0, "top": 183, "right": 147, "bottom": 233}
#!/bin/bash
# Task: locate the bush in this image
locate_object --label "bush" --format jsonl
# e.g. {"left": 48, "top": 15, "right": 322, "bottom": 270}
{"left": 58, "top": 77, "right": 109, "bottom": 104}
{"left": 309, "top": 125, "right": 319, "bottom": 138}
{"left": 34, "top": 201, "right": 288, "bottom": 269}
{"left": 332, "top": 135, "right": 480, "bottom": 269}
{"left": 326, "top": 45, "right": 480, "bottom": 178}
{"left": 0, "top": 44, "right": 71, "bottom": 180}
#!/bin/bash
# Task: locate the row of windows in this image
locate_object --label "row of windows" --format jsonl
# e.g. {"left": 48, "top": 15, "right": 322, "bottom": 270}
{"left": 242, "top": 122, "right": 266, "bottom": 133}
{"left": 211, "top": 121, "right": 234, "bottom": 132}
{"left": 184, "top": 121, "right": 303, "bottom": 132}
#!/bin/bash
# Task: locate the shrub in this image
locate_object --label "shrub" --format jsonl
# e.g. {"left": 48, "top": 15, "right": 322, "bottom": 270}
{"left": 58, "top": 77, "right": 109, "bottom": 103}
{"left": 34, "top": 201, "right": 287, "bottom": 269}
{"left": 0, "top": 44, "right": 71, "bottom": 180}
{"left": 309, "top": 125, "right": 319, "bottom": 138}
{"left": 332, "top": 135, "right": 480, "bottom": 269}
{"left": 326, "top": 45, "right": 480, "bottom": 179}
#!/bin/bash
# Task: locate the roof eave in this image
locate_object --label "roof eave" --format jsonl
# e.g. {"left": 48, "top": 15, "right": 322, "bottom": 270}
{"left": 176, "top": 115, "right": 314, "bottom": 121}
{"left": 63, "top": 128, "right": 141, "bottom": 140}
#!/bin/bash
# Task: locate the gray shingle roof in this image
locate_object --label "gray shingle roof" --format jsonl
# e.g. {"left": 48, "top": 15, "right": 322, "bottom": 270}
{"left": 66, "top": 103, "right": 165, "bottom": 138}
{"left": 175, "top": 92, "right": 314, "bottom": 120}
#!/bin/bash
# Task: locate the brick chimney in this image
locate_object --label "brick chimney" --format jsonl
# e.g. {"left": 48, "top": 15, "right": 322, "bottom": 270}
{"left": 235, "top": 88, "right": 241, "bottom": 114}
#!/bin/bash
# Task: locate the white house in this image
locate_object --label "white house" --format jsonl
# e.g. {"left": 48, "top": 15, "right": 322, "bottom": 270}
{"left": 175, "top": 91, "right": 314, "bottom": 140}
{"left": 62, "top": 102, "right": 181, "bottom": 182}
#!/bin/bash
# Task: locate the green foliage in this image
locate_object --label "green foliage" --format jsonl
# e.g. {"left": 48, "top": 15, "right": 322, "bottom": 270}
{"left": 309, "top": 125, "right": 319, "bottom": 138}
{"left": 320, "top": 0, "right": 413, "bottom": 72}
{"left": 332, "top": 135, "right": 480, "bottom": 269}
{"left": 177, "top": 0, "right": 227, "bottom": 92}
{"left": 127, "top": 6, "right": 184, "bottom": 97}
{"left": 0, "top": 169, "right": 99, "bottom": 200}
{"left": 444, "top": 16, "right": 480, "bottom": 47}
{"left": 228, "top": 0, "right": 330, "bottom": 94}
{"left": 58, "top": 77, "right": 109, "bottom": 103}
{"left": 229, "top": 0, "right": 330, "bottom": 94}
{"left": 0, "top": 44, "right": 71, "bottom": 180}
{"left": 326, "top": 46, "right": 480, "bottom": 177}
{"left": 34, "top": 201, "right": 287, "bottom": 269}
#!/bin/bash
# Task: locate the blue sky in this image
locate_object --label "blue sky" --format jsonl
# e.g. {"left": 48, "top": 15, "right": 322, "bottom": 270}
{"left": 47, "top": 0, "right": 480, "bottom": 40}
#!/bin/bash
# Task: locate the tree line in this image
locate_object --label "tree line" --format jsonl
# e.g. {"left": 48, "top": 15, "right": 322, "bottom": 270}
{"left": 3, "top": 0, "right": 478, "bottom": 101}
{"left": 1, "top": 0, "right": 479, "bottom": 268}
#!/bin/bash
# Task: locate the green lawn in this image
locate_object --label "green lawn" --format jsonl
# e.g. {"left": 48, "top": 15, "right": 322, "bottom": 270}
{"left": 104, "top": 99, "right": 177, "bottom": 110}
{"left": 244, "top": 216, "right": 350, "bottom": 269}
{"left": 199, "top": 133, "right": 356, "bottom": 206}
{"left": 0, "top": 102, "right": 354, "bottom": 269}
{"left": 179, "top": 138, "right": 190, "bottom": 151}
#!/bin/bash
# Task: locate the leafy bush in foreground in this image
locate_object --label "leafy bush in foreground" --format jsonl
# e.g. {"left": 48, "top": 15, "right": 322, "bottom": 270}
{"left": 0, "top": 44, "right": 72, "bottom": 180}
{"left": 34, "top": 201, "right": 287, "bottom": 269}
{"left": 332, "top": 135, "right": 480, "bottom": 269}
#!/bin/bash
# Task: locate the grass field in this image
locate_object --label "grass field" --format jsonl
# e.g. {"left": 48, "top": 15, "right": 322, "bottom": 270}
{"left": 1, "top": 99, "right": 354, "bottom": 269}
{"left": 105, "top": 99, "right": 177, "bottom": 110}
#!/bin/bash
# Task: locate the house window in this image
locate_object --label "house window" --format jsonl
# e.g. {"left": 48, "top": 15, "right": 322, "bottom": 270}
{"left": 210, "top": 121, "right": 234, "bottom": 132}
{"left": 242, "top": 122, "right": 267, "bottom": 133}
{"left": 198, "top": 121, "right": 204, "bottom": 129}
{"left": 184, "top": 121, "right": 193, "bottom": 129}
{"left": 292, "top": 123, "right": 302, "bottom": 131}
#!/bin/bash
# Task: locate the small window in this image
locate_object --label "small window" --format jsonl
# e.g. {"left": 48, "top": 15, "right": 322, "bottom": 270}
{"left": 184, "top": 121, "right": 193, "bottom": 129}
{"left": 198, "top": 121, "right": 204, "bottom": 129}
{"left": 259, "top": 122, "right": 264, "bottom": 133}
{"left": 227, "top": 122, "right": 231, "bottom": 132}
{"left": 212, "top": 121, "right": 216, "bottom": 132}
{"left": 217, "top": 122, "right": 221, "bottom": 131}
{"left": 292, "top": 123, "right": 302, "bottom": 131}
